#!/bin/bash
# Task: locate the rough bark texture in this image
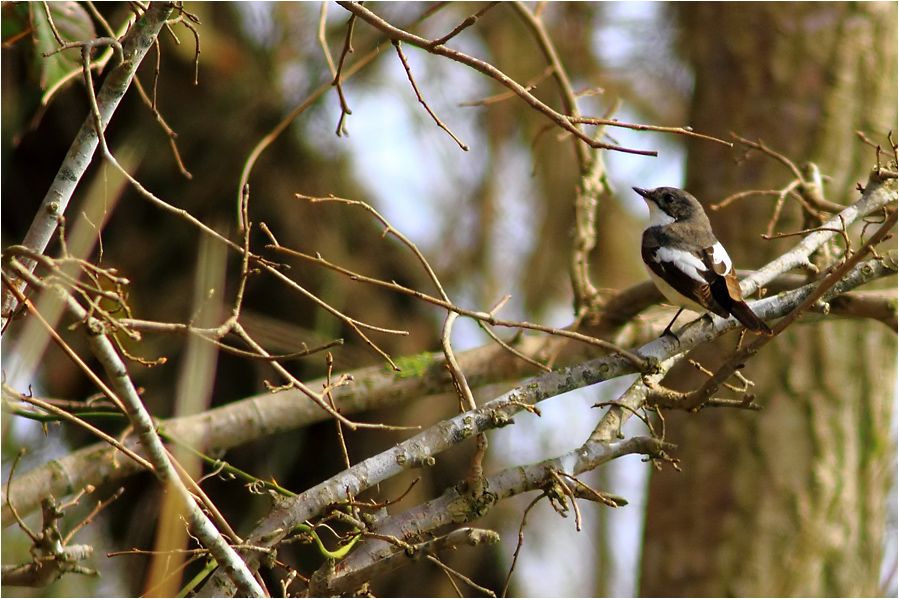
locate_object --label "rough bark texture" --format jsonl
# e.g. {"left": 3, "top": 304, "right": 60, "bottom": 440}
{"left": 640, "top": 3, "right": 897, "bottom": 597}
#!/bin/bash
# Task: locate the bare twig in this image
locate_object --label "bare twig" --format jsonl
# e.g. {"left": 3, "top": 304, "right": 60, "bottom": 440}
{"left": 427, "top": 2, "right": 499, "bottom": 47}
{"left": 442, "top": 312, "right": 477, "bottom": 412}
{"left": 333, "top": 10, "right": 358, "bottom": 136}
{"left": 2, "top": 266, "right": 265, "bottom": 597}
{"left": 63, "top": 487, "right": 124, "bottom": 544}
{"left": 318, "top": 1, "right": 337, "bottom": 77}
{"left": 572, "top": 116, "right": 733, "bottom": 147}
{"left": 392, "top": 40, "right": 469, "bottom": 150}
{"left": 501, "top": 494, "right": 543, "bottom": 597}
{"left": 477, "top": 321, "right": 551, "bottom": 372}
{"left": 2, "top": 2, "right": 174, "bottom": 326}
{"left": 12, "top": 391, "right": 151, "bottom": 471}
{"left": 459, "top": 66, "right": 553, "bottom": 107}
{"left": 336, "top": 1, "right": 657, "bottom": 156}
{"left": 325, "top": 352, "right": 352, "bottom": 470}
{"left": 426, "top": 553, "right": 496, "bottom": 597}
{"left": 6, "top": 449, "right": 39, "bottom": 542}
{"left": 268, "top": 239, "right": 647, "bottom": 368}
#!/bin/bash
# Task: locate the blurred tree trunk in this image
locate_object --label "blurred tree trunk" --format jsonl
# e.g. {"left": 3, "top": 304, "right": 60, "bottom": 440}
{"left": 640, "top": 3, "right": 897, "bottom": 597}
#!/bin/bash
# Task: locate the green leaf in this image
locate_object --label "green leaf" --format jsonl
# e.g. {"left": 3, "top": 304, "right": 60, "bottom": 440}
{"left": 1, "top": 3, "right": 32, "bottom": 45}
{"left": 29, "top": 2, "right": 96, "bottom": 91}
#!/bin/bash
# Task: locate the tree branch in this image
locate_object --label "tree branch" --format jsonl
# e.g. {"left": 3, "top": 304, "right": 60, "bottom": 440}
{"left": 2, "top": 263, "right": 264, "bottom": 597}
{"left": 5, "top": 170, "right": 894, "bottom": 528}
{"left": 197, "top": 244, "right": 896, "bottom": 596}
{"left": 335, "top": 1, "right": 657, "bottom": 156}
{"left": 1, "top": 2, "right": 175, "bottom": 327}
{"left": 318, "top": 434, "right": 668, "bottom": 595}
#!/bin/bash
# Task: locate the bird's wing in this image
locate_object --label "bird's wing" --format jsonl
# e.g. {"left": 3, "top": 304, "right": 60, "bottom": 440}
{"left": 642, "top": 244, "right": 728, "bottom": 317}
{"left": 700, "top": 243, "right": 771, "bottom": 333}
{"left": 700, "top": 243, "right": 745, "bottom": 304}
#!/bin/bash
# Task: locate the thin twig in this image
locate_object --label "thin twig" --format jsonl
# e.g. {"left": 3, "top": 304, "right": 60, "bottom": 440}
{"left": 392, "top": 40, "right": 469, "bottom": 151}
{"left": 336, "top": 1, "right": 657, "bottom": 156}
{"left": 6, "top": 449, "right": 39, "bottom": 542}
{"left": 572, "top": 116, "right": 733, "bottom": 147}
{"left": 477, "top": 321, "right": 551, "bottom": 372}
{"left": 63, "top": 487, "right": 124, "bottom": 544}
{"left": 325, "top": 352, "right": 352, "bottom": 470}
{"left": 333, "top": 10, "right": 357, "bottom": 136}
{"left": 427, "top": 2, "right": 499, "bottom": 47}
{"left": 269, "top": 240, "right": 647, "bottom": 368}
{"left": 442, "top": 312, "right": 477, "bottom": 412}
{"left": 14, "top": 393, "right": 151, "bottom": 471}
{"left": 318, "top": 1, "right": 337, "bottom": 77}
{"left": 426, "top": 553, "right": 496, "bottom": 597}
{"left": 501, "top": 494, "right": 543, "bottom": 597}
{"left": 459, "top": 66, "right": 553, "bottom": 107}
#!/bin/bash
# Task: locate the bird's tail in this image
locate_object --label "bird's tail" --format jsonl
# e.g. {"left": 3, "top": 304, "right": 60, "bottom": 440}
{"left": 730, "top": 301, "right": 773, "bottom": 335}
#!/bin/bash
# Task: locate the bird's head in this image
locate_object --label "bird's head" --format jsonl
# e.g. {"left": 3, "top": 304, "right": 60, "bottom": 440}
{"left": 632, "top": 186, "right": 703, "bottom": 225}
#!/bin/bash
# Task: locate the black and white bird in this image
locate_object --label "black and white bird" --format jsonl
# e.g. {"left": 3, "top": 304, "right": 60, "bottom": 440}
{"left": 633, "top": 186, "right": 772, "bottom": 337}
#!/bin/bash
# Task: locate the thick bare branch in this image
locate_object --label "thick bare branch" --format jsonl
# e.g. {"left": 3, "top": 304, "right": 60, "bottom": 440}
{"left": 3, "top": 264, "right": 264, "bottom": 597}
{"left": 318, "top": 435, "right": 667, "bottom": 595}
{"left": 5, "top": 171, "right": 894, "bottom": 528}
{"left": 1, "top": 2, "right": 175, "bottom": 327}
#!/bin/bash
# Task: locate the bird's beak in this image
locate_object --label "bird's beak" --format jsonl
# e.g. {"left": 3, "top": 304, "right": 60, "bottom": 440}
{"left": 632, "top": 187, "right": 651, "bottom": 200}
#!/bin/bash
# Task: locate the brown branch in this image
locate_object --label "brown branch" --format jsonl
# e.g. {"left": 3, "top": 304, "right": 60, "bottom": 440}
{"left": 324, "top": 352, "right": 352, "bottom": 471}
{"left": 572, "top": 116, "right": 733, "bottom": 147}
{"left": 118, "top": 318, "right": 345, "bottom": 361}
{"left": 477, "top": 321, "right": 552, "bottom": 372}
{"left": 679, "top": 209, "right": 896, "bottom": 412}
{"left": 392, "top": 40, "right": 469, "bottom": 151}
{"left": 427, "top": 552, "right": 496, "bottom": 597}
{"left": 501, "top": 494, "right": 543, "bottom": 597}
{"left": 827, "top": 290, "right": 898, "bottom": 331}
{"left": 336, "top": 1, "right": 657, "bottom": 156}
{"left": 333, "top": 9, "right": 358, "bottom": 136}
{"left": 427, "top": 2, "right": 499, "bottom": 47}
{"left": 5, "top": 449, "right": 39, "bottom": 543}
{"left": 13, "top": 392, "right": 152, "bottom": 471}
{"left": 318, "top": 0, "right": 337, "bottom": 77}
{"left": 268, "top": 241, "right": 647, "bottom": 368}
{"left": 458, "top": 66, "right": 553, "bottom": 107}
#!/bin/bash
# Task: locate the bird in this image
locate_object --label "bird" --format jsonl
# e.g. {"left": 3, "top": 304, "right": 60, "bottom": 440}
{"left": 633, "top": 186, "right": 772, "bottom": 337}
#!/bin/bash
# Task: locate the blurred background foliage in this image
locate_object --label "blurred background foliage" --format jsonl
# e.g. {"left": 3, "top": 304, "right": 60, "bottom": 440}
{"left": 1, "top": 2, "right": 896, "bottom": 597}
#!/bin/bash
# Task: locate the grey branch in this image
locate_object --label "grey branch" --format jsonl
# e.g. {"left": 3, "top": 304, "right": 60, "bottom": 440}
{"left": 309, "top": 527, "right": 500, "bottom": 596}
{"left": 199, "top": 171, "right": 895, "bottom": 595}
{"left": 0, "top": 2, "right": 175, "bottom": 327}
{"left": 5, "top": 168, "right": 895, "bottom": 533}
{"left": 319, "top": 433, "right": 668, "bottom": 595}
{"left": 5, "top": 264, "right": 264, "bottom": 597}
{"left": 740, "top": 167, "right": 896, "bottom": 296}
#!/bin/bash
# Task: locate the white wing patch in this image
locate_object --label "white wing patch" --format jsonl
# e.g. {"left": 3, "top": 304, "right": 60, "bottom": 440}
{"left": 654, "top": 247, "right": 708, "bottom": 283}
{"left": 710, "top": 242, "right": 733, "bottom": 273}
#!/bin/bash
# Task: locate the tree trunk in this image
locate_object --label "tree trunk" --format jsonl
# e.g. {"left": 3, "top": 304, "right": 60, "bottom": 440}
{"left": 640, "top": 3, "right": 897, "bottom": 597}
